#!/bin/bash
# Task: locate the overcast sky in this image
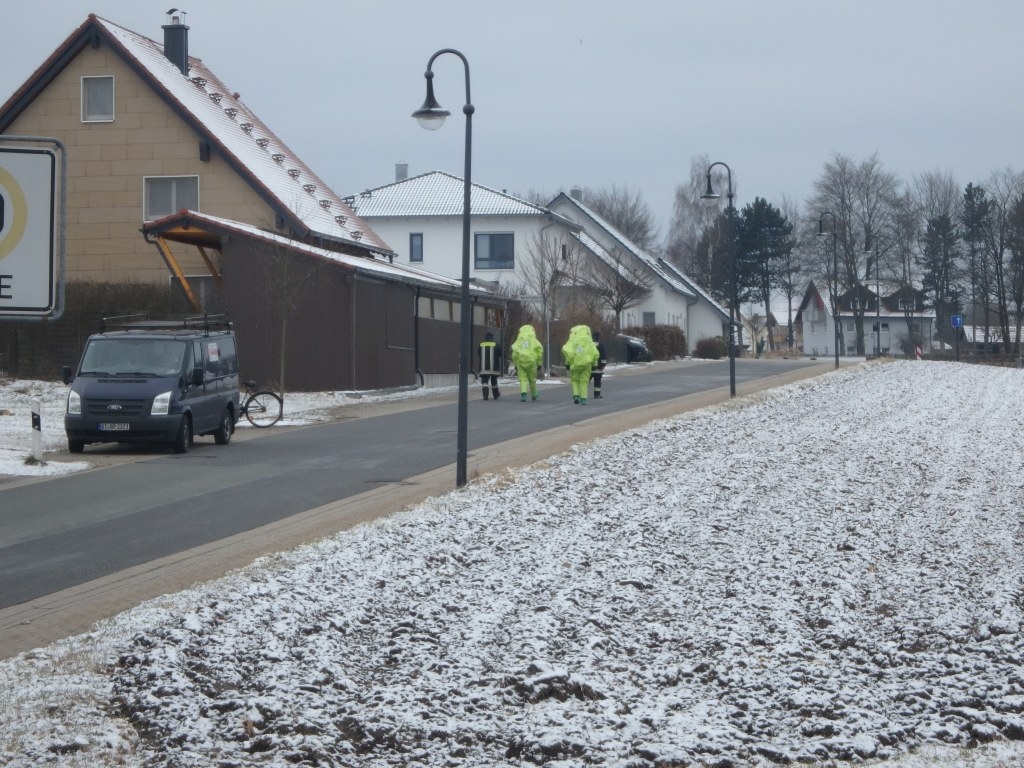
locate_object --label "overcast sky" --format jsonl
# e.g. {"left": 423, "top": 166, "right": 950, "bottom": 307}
{"left": 3, "top": 1, "right": 1022, "bottom": 239}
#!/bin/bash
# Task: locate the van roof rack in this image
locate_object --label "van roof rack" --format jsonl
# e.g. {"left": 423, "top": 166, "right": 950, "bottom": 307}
{"left": 100, "top": 313, "right": 232, "bottom": 334}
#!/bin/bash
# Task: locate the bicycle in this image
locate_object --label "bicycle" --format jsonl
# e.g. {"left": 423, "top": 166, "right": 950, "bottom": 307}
{"left": 239, "top": 380, "right": 283, "bottom": 427}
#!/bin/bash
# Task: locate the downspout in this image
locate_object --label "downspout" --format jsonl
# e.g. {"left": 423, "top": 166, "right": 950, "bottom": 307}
{"left": 350, "top": 274, "right": 357, "bottom": 390}
{"left": 414, "top": 286, "right": 424, "bottom": 386}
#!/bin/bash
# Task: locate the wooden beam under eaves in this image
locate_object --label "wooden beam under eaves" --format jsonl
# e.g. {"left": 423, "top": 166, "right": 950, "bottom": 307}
{"left": 154, "top": 235, "right": 203, "bottom": 313}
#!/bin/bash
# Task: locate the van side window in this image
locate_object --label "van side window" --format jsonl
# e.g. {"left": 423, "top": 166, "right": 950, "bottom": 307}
{"left": 218, "top": 336, "right": 238, "bottom": 375}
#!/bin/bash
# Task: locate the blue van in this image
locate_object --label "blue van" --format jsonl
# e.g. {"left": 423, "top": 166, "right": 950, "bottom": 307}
{"left": 62, "top": 317, "right": 240, "bottom": 454}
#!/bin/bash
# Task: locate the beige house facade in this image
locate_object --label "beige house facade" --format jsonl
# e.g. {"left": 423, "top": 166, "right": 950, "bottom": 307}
{"left": 0, "top": 13, "right": 391, "bottom": 290}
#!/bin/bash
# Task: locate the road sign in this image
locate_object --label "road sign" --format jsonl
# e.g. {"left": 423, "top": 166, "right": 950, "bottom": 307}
{"left": 951, "top": 314, "right": 963, "bottom": 328}
{"left": 0, "top": 145, "right": 58, "bottom": 316}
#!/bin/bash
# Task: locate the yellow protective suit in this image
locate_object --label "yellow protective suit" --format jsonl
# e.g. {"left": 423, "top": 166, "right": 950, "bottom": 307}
{"left": 510, "top": 324, "right": 544, "bottom": 401}
{"left": 562, "top": 324, "right": 599, "bottom": 404}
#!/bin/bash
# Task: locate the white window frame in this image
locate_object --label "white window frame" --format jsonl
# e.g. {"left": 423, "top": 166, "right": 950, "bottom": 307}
{"left": 81, "top": 76, "right": 115, "bottom": 122}
{"left": 144, "top": 176, "right": 200, "bottom": 221}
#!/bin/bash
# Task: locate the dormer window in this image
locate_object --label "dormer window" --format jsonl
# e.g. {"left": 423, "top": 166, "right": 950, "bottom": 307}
{"left": 82, "top": 76, "right": 114, "bottom": 122}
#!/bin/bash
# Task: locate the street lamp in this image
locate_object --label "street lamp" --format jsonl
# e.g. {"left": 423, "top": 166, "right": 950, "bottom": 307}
{"left": 413, "top": 48, "right": 474, "bottom": 487}
{"left": 700, "top": 161, "right": 737, "bottom": 397}
{"left": 817, "top": 211, "right": 840, "bottom": 370}
{"left": 864, "top": 231, "right": 880, "bottom": 358}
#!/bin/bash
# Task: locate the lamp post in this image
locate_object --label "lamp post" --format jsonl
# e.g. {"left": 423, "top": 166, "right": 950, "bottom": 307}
{"left": 817, "top": 211, "right": 840, "bottom": 370}
{"left": 864, "top": 231, "right": 880, "bottom": 358}
{"left": 413, "top": 48, "right": 474, "bottom": 487}
{"left": 700, "top": 161, "right": 737, "bottom": 397}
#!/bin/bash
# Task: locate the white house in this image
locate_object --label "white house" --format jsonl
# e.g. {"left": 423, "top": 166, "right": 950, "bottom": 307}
{"left": 547, "top": 191, "right": 729, "bottom": 345}
{"left": 346, "top": 170, "right": 579, "bottom": 292}
{"left": 351, "top": 171, "right": 728, "bottom": 351}
{"left": 797, "top": 281, "right": 936, "bottom": 358}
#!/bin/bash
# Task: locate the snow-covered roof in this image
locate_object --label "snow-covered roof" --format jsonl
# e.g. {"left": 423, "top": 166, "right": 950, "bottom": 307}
{"left": 799, "top": 282, "right": 937, "bottom": 321}
{"left": 145, "top": 210, "right": 487, "bottom": 295}
{"left": 552, "top": 192, "right": 729, "bottom": 316}
{"left": 349, "top": 171, "right": 576, "bottom": 224}
{"left": 0, "top": 14, "right": 392, "bottom": 257}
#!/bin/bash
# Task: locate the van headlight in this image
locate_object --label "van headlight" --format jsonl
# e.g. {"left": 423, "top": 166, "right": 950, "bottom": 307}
{"left": 151, "top": 391, "right": 172, "bottom": 415}
{"left": 67, "top": 390, "right": 81, "bottom": 415}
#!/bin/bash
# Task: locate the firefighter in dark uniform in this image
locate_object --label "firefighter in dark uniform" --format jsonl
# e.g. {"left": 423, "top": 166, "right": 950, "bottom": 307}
{"left": 590, "top": 331, "right": 608, "bottom": 399}
{"left": 477, "top": 331, "right": 502, "bottom": 400}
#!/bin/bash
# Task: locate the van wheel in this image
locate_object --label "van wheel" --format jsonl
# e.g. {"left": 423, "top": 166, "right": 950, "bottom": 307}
{"left": 68, "top": 439, "right": 85, "bottom": 454}
{"left": 213, "top": 408, "right": 233, "bottom": 445}
{"left": 173, "top": 417, "right": 192, "bottom": 454}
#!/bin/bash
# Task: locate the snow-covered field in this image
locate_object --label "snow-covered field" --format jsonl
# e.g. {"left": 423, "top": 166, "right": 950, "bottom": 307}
{"left": 3, "top": 361, "right": 1024, "bottom": 767}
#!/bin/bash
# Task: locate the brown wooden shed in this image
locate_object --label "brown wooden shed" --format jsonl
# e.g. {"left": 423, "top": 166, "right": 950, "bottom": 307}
{"left": 142, "top": 211, "right": 504, "bottom": 392}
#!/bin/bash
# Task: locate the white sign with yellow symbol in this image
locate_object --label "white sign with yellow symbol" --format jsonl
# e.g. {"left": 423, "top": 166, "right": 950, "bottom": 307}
{"left": 0, "top": 147, "right": 57, "bottom": 316}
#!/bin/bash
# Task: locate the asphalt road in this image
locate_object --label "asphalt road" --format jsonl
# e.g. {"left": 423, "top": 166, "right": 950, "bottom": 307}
{"left": 0, "top": 357, "right": 831, "bottom": 657}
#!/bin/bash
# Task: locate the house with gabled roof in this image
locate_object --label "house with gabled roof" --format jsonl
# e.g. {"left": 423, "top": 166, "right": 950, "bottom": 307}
{"left": 0, "top": 12, "right": 511, "bottom": 388}
{"left": 349, "top": 169, "right": 580, "bottom": 292}
{"left": 353, "top": 172, "right": 729, "bottom": 352}
{"left": 547, "top": 190, "right": 729, "bottom": 346}
{"left": 796, "top": 280, "right": 936, "bottom": 358}
{"left": 0, "top": 11, "right": 391, "bottom": 298}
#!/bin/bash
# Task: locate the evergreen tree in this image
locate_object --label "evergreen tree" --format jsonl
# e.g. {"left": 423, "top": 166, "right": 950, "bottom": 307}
{"left": 917, "top": 214, "right": 961, "bottom": 345}
{"left": 960, "top": 183, "right": 992, "bottom": 343}
{"left": 736, "top": 198, "right": 793, "bottom": 351}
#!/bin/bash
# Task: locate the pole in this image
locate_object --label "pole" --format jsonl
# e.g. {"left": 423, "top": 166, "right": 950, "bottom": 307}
{"left": 817, "top": 212, "right": 839, "bottom": 369}
{"left": 456, "top": 60, "right": 473, "bottom": 488}
{"left": 875, "top": 247, "right": 881, "bottom": 358}
{"left": 31, "top": 399, "right": 42, "bottom": 463}
{"left": 414, "top": 49, "right": 473, "bottom": 488}
{"left": 702, "top": 162, "right": 735, "bottom": 395}
{"left": 832, "top": 229, "right": 839, "bottom": 369}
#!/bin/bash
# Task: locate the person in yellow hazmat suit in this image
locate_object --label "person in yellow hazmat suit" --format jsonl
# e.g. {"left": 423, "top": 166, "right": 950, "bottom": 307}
{"left": 510, "top": 324, "right": 544, "bottom": 402}
{"left": 562, "top": 324, "right": 600, "bottom": 404}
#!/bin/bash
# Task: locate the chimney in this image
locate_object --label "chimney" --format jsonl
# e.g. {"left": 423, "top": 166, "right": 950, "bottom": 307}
{"left": 162, "top": 9, "right": 189, "bottom": 75}
{"left": 395, "top": 162, "right": 408, "bottom": 182}
{"left": 570, "top": 186, "right": 583, "bottom": 202}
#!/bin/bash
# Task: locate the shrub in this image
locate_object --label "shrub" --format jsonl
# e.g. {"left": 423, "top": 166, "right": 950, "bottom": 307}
{"left": 695, "top": 337, "right": 726, "bottom": 360}
{"left": 621, "top": 324, "right": 687, "bottom": 360}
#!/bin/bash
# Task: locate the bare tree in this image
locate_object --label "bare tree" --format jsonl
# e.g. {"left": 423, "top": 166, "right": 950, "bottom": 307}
{"left": 247, "top": 238, "right": 324, "bottom": 399}
{"left": 586, "top": 253, "right": 654, "bottom": 331}
{"left": 667, "top": 155, "right": 728, "bottom": 277}
{"left": 517, "top": 230, "right": 575, "bottom": 370}
{"left": 982, "top": 168, "right": 1024, "bottom": 355}
{"left": 583, "top": 184, "right": 660, "bottom": 253}
{"left": 812, "top": 152, "right": 901, "bottom": 354}
{"left": 776, "top": 196, "right": 806, "bottom": 350}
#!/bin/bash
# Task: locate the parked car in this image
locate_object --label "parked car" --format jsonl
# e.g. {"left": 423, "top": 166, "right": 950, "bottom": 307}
{"left": 62, "top": 316, "right": 240, "bottom": 454}
{"left": 611, "top": 333, "right": 653, "bottom": 363}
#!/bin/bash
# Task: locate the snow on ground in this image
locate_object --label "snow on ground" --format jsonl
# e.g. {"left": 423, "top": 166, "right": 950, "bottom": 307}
{"left": 3, "top": 361, "right": 1024, "bottom": 767}
{"left": 0, "top": 377, "right": 470, "bottom": 478}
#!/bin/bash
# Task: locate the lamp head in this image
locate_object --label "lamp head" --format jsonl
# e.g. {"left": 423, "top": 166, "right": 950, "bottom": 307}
{"left": 816, "top": 220, "right": 827, "bottom": 237}
{"left": 699, "top": 174, "right": 720, "bottom": 208}
{"left": 412, "top": 71, "right": 450, "bottom": 130}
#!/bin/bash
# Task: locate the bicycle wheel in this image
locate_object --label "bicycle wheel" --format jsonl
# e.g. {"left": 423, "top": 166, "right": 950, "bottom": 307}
{"left": 244, "top": 391, "right": 283, "bottom": 427}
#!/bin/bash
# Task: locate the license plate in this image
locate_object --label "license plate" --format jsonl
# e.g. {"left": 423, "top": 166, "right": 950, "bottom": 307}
{"left": 98, "top": 422, "right": 130, "bottom": 431}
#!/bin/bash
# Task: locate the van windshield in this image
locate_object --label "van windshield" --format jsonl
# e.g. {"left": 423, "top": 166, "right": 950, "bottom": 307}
{"left": 80, "top": 339, "right": 188, "bottom": 377}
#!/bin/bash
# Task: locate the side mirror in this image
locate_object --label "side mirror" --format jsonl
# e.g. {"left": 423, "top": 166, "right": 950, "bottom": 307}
{"left": 61, "top": 365, "right": 74, "bottom": 385}
{"left": 190, "top": 367, "right": 205, "bottom": 386}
